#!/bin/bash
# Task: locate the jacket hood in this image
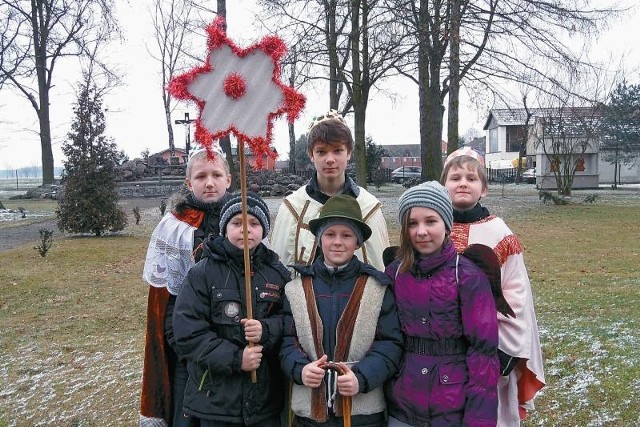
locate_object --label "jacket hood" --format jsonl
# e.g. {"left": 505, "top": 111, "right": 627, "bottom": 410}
{"left": 292, "top": 255, "right": 391, "bottom": 287}
{"left": 411, "top": 240, "right": 457, "bottom": 276}
{"left": 201, "top": 235, "right": 290, "bottom": 282}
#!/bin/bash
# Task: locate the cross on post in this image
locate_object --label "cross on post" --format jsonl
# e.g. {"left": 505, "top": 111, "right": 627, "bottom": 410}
{"left": 175, "top": 112, "right": 196, "bottom": 158}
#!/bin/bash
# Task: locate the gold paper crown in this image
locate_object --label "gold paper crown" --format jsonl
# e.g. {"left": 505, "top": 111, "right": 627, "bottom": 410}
{"left": 308, "top": 109, "right": 346, "bottom": 131}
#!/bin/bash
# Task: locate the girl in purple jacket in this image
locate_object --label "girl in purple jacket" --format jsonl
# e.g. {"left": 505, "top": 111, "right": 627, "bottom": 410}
{"left": 385, "top": 181, "right": 499, "bottom": 427}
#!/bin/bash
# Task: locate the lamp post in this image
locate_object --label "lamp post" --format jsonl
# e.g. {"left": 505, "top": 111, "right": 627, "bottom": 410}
{"left": 175, "top": 112, "right": 196, "bottom": 158}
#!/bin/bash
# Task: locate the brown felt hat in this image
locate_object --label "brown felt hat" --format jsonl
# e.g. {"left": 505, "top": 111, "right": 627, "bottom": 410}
{"left": 309, "top": 194, "right": 372, "bottom": 242}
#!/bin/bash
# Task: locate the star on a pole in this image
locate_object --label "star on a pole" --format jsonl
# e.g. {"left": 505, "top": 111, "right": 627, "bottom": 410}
{"left": 168, "top": 18, "right": 306, "bottom": 167}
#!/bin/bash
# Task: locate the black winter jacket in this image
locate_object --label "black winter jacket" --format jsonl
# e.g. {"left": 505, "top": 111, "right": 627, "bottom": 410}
{"left": 173, "top": 236, "right": 291, "bottom": 424}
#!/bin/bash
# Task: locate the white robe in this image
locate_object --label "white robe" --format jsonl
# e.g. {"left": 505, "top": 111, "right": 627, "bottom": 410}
{"left": 269, "top": 186, "right": 389, "bottom": 275}
{"left": 451, "top": 215, "right": 546, "bottom": 425}
{"left": 142, "top": 212, "right": 197, "bottom": 295}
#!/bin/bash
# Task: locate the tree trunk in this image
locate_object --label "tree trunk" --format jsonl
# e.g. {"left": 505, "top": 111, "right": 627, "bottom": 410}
{"left": 416, "top": 0, "right": 445, "bottom": 181}
{"left": 421, "top": 85, "right": 445, "bottom": 181}
{"left": 327, "top": 1, "right": 340, "bottom": 110}
{"left": 353, "top": 105, "right": 367, "bottom": 186}
{"left": 164, "top": 92, "right": 175, "bottom": 155}
{"left": 216, "top": 0, "right": 237, "bottom": 189}
{"left": 288, "top": 47, "right": 297, "bottom": 173}
{"left": 38, "top": 90, "right": 55, "bottom": 185}
{"left": 288, "top": 122, "right": 296, "bottom": 173}
{"left": 351, "top": 0, "right": 368, "bottom": 187}
{"left": 33, "top": 1, "right": 54, "bottom": 185}
{"left": 447, "top": 0, "right": 461, "bottom": 155}
{"left": 418, "top": 51, "right": 445, "bottom": 180}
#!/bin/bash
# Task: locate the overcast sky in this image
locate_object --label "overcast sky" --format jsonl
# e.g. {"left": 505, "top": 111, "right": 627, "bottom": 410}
{"left": 0, "top": 0, "right": 638, "bottom": 169}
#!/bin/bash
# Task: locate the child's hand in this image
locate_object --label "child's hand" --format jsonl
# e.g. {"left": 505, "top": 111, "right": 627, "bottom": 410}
{"left": 241, "top": 344, "right": 263, "bottom": 372}
{"left": 302, "top": 354, "right": 328, "bottom": 388}
{"left": 336, "top": 363, "right": 359, "bottom": 396}
{"left": 241, "top": 318, "right": 262, "bottom": 343}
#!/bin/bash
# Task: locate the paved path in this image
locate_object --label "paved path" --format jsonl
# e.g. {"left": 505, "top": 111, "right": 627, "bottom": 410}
{"left": 0, "top": 218, "right": 58, "bottom": 252}
{"left": 0, "top": 197, "right": 166, "bottom": 252}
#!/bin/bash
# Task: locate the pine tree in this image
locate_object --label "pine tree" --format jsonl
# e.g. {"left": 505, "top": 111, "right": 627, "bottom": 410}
{"left": 56, "top": 77, "right": 127, "bottom": 236}
{"left": 601, "top": 82, "right": 640, "bottom": 167}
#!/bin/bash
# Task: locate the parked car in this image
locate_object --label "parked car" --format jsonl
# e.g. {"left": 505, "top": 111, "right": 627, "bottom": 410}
{"left": 522, "top": 168, "right": 536, "bottom": 184}
{"left": 391, "top": 166, "right": 422, "bottom": 183}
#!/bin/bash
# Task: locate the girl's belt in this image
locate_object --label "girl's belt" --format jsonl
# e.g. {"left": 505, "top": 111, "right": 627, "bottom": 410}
{"left": 405, "top": 336, "right": 469, "bottom": 355}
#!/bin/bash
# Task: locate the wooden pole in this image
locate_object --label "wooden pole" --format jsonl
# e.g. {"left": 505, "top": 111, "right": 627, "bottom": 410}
{"left": 238, "top": 139, "right": 257, "bottom": 383}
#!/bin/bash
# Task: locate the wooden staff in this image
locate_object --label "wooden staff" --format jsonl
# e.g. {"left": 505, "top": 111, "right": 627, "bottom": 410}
{"left": 238, "top": 139, "right": 257, "bottom": 383}
{"left": 323, "top": 362, "right": 351, "bottom": 427}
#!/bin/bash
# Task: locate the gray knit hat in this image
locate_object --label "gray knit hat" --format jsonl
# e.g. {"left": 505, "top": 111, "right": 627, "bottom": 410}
{"left": 219, "top": 192, "right": 270, "bottom": 239}
{"left": 398, "top": 181, "right": 453, "bottom": 231}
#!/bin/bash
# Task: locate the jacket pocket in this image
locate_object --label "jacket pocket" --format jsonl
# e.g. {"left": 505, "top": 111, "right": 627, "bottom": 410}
{"left": 431, "top": 361, "right": 468, "bottom": 414}
{"left": 210, "top": 287, "right": 243, "bottom": 325}
{"left": 255, "top": 283, "right": 282, "bottom": 317}
{"left": 187, "top": 359, "right": 214, "bottom": 391}
{"left": 438, "top": 362, "right": 468, "bottom": 385}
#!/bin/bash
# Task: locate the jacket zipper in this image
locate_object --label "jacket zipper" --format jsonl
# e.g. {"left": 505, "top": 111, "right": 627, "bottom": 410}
{"left": 198, "top": 369, "right": 209, "bottom": 391}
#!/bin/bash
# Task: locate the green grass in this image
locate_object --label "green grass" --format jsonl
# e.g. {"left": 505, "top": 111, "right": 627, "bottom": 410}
{"left": 512, "top": 204, "right": 640, "bottom": 426}
{"left": 0, "top": 234, "right": 149, "bottom": 426}
{"left": 1, "top": 188, "right": 639, "bottom": 425}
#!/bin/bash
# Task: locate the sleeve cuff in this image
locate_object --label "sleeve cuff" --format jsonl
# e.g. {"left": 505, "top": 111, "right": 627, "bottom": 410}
{"left": 259, "top": 320, "right": 269, "bottom": 345}
{"left": 293, "top": 362, "right": 305, "bottom": 385}
{"left": 232, "top": 347, "right": 243, "bottom": 373}
{"left": 355, "top": 372, "right": 367, "bottom": 393}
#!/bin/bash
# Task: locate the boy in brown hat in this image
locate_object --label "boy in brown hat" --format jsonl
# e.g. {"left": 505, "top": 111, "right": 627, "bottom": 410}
{"left": 280, "top": 194, "right": 403, "bottom": 427}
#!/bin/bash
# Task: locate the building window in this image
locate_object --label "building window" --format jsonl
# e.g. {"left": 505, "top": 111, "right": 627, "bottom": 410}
{"left": 489, "top": 128, "right": 498, "bottom": 152}
{"left": 506, "top": 126, "right": 524, "bottom": 153}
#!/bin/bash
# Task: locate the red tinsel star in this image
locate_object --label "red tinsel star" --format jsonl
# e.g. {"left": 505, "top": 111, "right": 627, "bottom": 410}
{"left": 168, "top": 18, "right": 306, "bottom": 167}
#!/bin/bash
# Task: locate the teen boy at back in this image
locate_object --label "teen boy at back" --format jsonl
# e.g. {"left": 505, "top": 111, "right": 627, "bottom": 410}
{"left": 270, "top": 110, "right": 389, "bottom": 273}
{"left": 441, "top": 148, "right": 545, "bottom": 425}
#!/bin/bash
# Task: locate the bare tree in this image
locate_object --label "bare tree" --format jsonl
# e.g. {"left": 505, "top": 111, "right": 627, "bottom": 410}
{"left": 0, "top": 0, "right": 120, "bottom": 185}
{"left": 150, "top": 0, "right": 216, "bottom": 158}
{"left": 254, "top": 4, "right": 318, "bottom": 171}
{"left": 530, "top": 72, "right": 610, "bottom": 196}
{"left": 389, "top": 0, "right": 498, "bottom": 180}
{"left": 533, "top": 108, "right": 602, "bottom": 197}
{"left": 392, "top": 0, "right": 618, "bottom": 180}
{"left": 150, "top": 0, "right": 193, "bottom": 156}
{"left": 286, "top": 45, "right": 300, "bottom": 172}
{"left": 258, "top": 0, "right": 412, "bottom": 186}
{"left": 258, "top": 0, "right": 351, "bottom": 110}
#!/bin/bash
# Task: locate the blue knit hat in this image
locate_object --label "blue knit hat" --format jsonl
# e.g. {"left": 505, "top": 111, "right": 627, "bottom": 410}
{"left": 398, "top": 181, "right": 453, "bottom": 231}
{"left": 219, "top": 192, "right": 270, "bottom": 239}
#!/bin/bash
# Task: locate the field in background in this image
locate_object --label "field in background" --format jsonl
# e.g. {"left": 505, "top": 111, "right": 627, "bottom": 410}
{"left": 1, "top": 184, "right": 639, "bottom": 426}
{"left": 0, "top": 178, "right": 43, "bottom": 193}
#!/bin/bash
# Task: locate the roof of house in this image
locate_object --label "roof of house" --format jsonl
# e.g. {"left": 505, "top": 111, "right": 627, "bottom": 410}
{"left": 539, "top": 109, "right": 602, "bottom": 137}
{"left": 484, "top": 107, "right": 603, "bottom": 131}
{"left": 485, "top": 106, "right": 603, "bottom": 137}
{"left": 381, "top": 141, "right": 448, "bottom": 157}
{"left": 483, "top": 108, "right": 550, "bottom": 129}
{"left": 154, "top": 147, "right": 187, "bottom": 156}
{"left": 381, "top": 144, "right": 420, "bottom": 157}
{"left": 467, "top": 136, "right": 486, "bottom": 154}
